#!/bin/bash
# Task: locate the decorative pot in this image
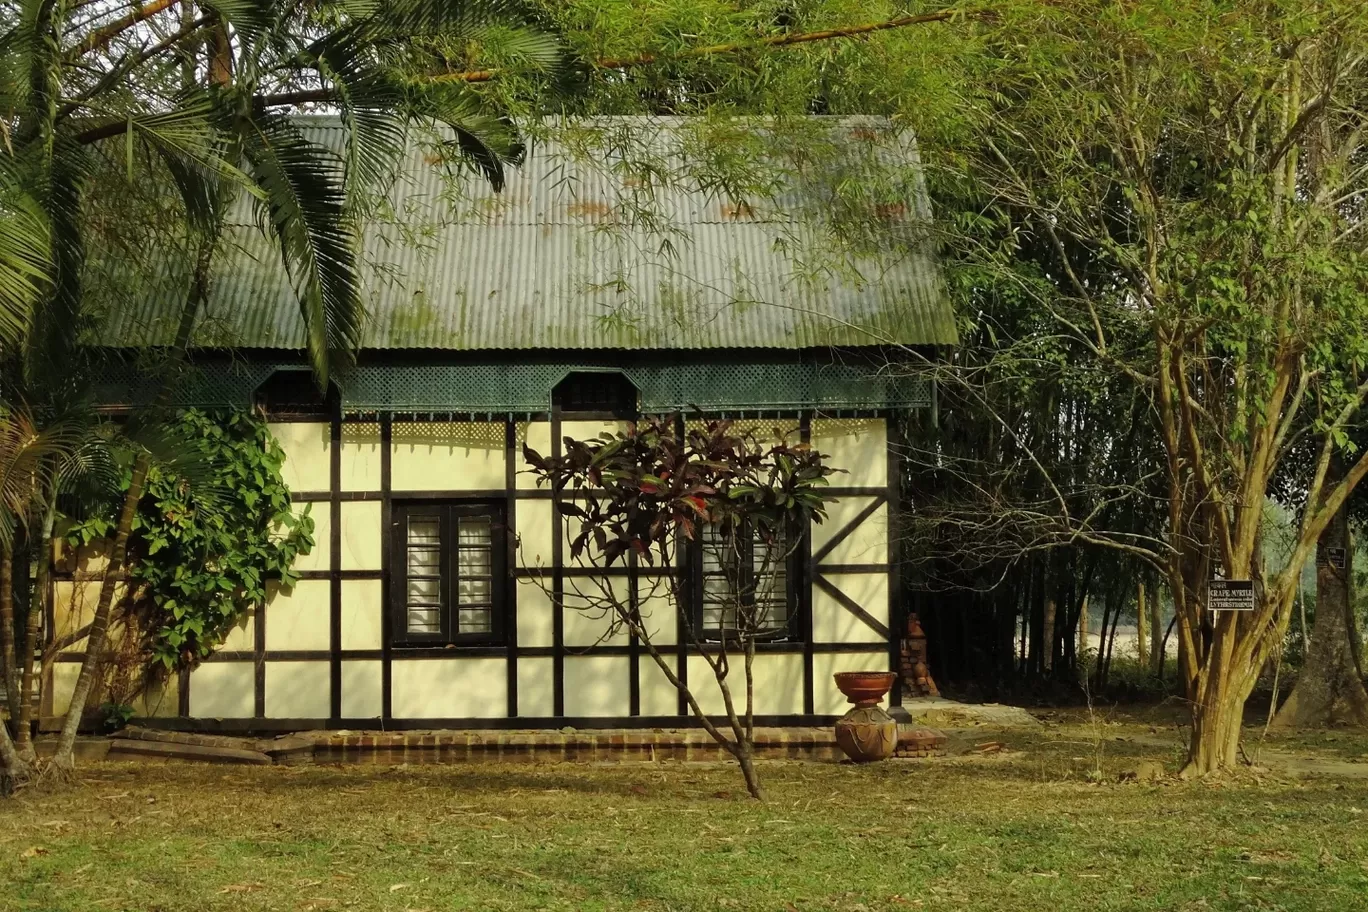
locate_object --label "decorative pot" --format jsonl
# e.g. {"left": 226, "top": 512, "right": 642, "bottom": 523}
{"left": 832, "top": 671, "right": 898, "bottom": 762}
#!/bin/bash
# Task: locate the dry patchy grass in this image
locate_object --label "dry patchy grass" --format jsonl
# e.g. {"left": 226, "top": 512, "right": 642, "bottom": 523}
{"left": 3, "top": 723, "right": 1368, "bottom": 911}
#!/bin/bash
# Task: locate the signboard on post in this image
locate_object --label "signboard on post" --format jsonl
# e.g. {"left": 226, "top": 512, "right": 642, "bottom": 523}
{"left": 1209, "top": 579, "right": 1255, "bottom": 612}
{"left": 1321, "top": 547, "right": 1347, "bottom": 571}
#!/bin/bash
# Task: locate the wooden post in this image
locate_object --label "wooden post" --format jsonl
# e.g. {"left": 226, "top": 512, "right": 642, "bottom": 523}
{"left": 1077, "top": 596, "right": 1089, "bottom": 653}
{"left": 1137, "top": 581, "right": 1148, "bottom": 667}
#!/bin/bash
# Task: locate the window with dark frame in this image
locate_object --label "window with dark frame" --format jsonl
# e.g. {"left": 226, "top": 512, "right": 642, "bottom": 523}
{"left": 695, "top": 520, "right": 800, "bottom": 641}
{"left": 392, "top": 502, "right": 507, "bottom": 646}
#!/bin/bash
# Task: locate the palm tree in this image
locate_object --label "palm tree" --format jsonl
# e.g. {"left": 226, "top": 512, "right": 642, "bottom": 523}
{"left": 0, "top": 0, "right": 564, "bottom": 779}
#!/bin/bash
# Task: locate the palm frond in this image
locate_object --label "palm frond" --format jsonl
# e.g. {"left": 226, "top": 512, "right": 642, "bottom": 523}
{"left": 237, "top": 111, "right": 364, "bottom": 387}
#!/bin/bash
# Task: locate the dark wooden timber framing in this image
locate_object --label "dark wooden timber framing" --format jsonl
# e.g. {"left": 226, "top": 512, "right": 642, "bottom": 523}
{"left": 800, "top": 413, "right": 816, "bottom": 715}
{"left": 380, "top": 413, "right": 394, "bottom": 723}
{"left": 95, "top": 406, "right": 901, "bottom": 732}
{"left": 504, "top": 419, "right": 519, "bottom": 718}
{"left": 674, "top": 412, "right": 689, "bottom": 716}
{"left": 328, "top": 402, "right": 343, "bottom": 721}
{"left": 886, "top": 410, "right": 905, "bottom": 708}
{"left": 550, "top": 407, "right": 565, "bottom": 717}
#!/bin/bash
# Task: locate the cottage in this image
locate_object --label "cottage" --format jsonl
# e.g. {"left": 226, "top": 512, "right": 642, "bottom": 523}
{"left": 49, "top": 117, "right": 955, "bottom": 731}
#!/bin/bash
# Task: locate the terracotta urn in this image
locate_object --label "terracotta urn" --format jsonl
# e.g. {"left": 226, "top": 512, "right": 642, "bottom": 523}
{"left": 832, "top": 671, "right": 898, "bottom": 762}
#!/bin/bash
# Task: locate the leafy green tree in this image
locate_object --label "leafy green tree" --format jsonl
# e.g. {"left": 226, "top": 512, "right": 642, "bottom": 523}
{"left": 925, "top": 1, "right": 1368, "bottom": 773}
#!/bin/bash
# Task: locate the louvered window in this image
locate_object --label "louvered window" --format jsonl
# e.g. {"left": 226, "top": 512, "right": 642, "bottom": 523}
{"left": 392, "top": 503, "right": 506, "bottom": 646}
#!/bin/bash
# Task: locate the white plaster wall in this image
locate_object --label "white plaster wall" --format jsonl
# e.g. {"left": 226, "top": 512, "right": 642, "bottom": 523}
{"left": 812, "top": 497, "right": 888, "bottom": 565}
{"left": 813, "top": 651, "right": 890, "bottom": 716}
{"left": 562, "top": 655, "right": 630, "bottom": 717}
{"left": 265, "top": 579, "right": 331, "bottom": 651}
{"left": 391, "top": 421, "right": 505, "bottom": 491}
{"left": 189, "top": 662, "right": 254, "bottom": 718}
{"left": 340, "top": 422, "right": 382, "bottom": 491}
{"left": 340, "top": 580, "right": 383, "bottom": 650}
{"left": 341, "top": 660, "right": 382, "bottom": 718}
{"left": 340, "top": 501, "right": 382, "bottom": 570}
{"left": 515, "top": 583, "right": 555, "bottom": 647}
{"left": 812, "top": 418, "right": 887, "bottom": 488}
{"left": 638, "top": 657, "right": 680, "bottom": 716}
{"left": 516, "top": 656, "right": 554, "bottom": 717}
{"left": 265, "top": 661, "right": 331, "bottom": 718}
{"left": 812, "top": 572, "right": 890, "bottom": 644}
{"left": 269, "top": 422, "right": 331, "bottom": 495}
{"left": 391, "top": 658, "right": 507, "bottom": 718}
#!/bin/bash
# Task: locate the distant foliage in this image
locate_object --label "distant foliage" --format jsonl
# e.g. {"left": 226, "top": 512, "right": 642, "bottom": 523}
{"left": 69, "top": 410, "right": 313, "bottom": 671}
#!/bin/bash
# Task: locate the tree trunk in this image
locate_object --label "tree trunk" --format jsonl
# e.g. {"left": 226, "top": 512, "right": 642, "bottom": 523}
{"left": 44, "top": 455, "right": 150, "bottom": 775}
{"left": 1272, "top": 476, "right": 1368, "bottom": 728}
{"left": 0, "top": 712, "right": 29, "bottom": 795}
{"left": 1137, "top": 582, "right": 1148, "bottom": 667}
{"left": 1043, "top": 597, "right": 1056, "bottom": 673}
{"left": 1184, "top": 671, "right": 1249, "bottom": 776}
{"left": 15, "top": 503, "right": 55, "bottom": 760}
{"left": 1149, "top": 585, "right": 1165, "bottom": 677}
{"left": 0, "top": 540, "right": 18, "bottom": 722}
{"left": 734, "top": 742, "right": 764, "bottom": 801}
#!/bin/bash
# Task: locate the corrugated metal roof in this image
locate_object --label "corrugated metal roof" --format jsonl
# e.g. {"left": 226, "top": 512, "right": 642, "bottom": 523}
{"left": 98, "top": 116, "right": 955, "bottom": 350}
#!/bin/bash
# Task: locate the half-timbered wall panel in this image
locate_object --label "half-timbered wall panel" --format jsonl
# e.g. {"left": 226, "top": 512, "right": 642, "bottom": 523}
{"left": 265, "top": 662, "right": 331, "bottom": 718}
{"left": 517, "top": 656, "right": 556, "bottom": 716}
{"left": 190, "top": 663, "right": 254, "bottom": 718}
{"left": 812, "top": 573, "right": 889, "bottom": 644}
{"left": 391, "top": 658, "right": 508, "bottom": 718}
{"left": 264, "top": 580, "right": 331, "bottom": 651}
{"left": 391, "top": 421, "right": 506, "bottom": 491}
{"left": 340, "top": 660, "right": 383, "bottom": 718}
{"left": 811, "top": 497, "right": 888, "bottom": 565}
{"left": 269, "top": 422, "right": 331, "bottom": 494}
{"left": 563, "top": 655, "right": 631, "bottom": 717}
{"left": 340, "top": 422, "right": 383, "bottom": 491}
{"left": 812, "top": 418, "right": 887, "bottom": 488}
{"left": 73, "top": 410, "right": 903, "bottom": 730}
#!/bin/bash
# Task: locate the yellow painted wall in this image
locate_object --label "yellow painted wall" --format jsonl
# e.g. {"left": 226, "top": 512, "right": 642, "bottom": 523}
{"left": 340, "top": 580, "right": 383, "bottom": 651}
{"left": 292, "top": 504, "right": 329, "bottom": 573}
{"left": 562, "top": 655, "right": 630, "bottom": 717}
{"left": 220, "top": 609, "right": 254, "bottom": 652}
{"left": 391, "top": 658, "right": 507, "bottom": 718}
{"left": 812, "top": 497, "right": 888, "bottom": 565}
{"left": 339, "top": 501, "right": 382, "bottom": 570}
{"left": 812, "top": 418, "right": 887, "bottom": 488}
{"left": 264, "top": 580, "right": 331, "bottom": 652}
{"left": 517, "top": 657, "right": 555, "bottom": 717}
{"left": 516, "top": 499, "right": 555, "bottom": 568}
{"left": 269, "top": 422, "right": 331, "bottom": 494}
{"left": 638, "top": 657, "right": 680, "bottom": 716}
{"left": 516, "top": 422, "right": 551, "bottom": 490}
{"left": 340, "top": 422, "right": 382, "bottom": 491}
{"left": 189, "top": 663, "right": 254, "bottom": 718}
{"left": 813, "top": 651, "right": 890, "bottom": 716}
{"left": 392, "top": 421, "right": 505, "bottom": 491}
{"left": 561, "top": 576, "right": 631, "bottom": 648}
{"left": 341, "top": 660, "right": 383, "bottom": 718}
{"left": 265, "top": 661, "right": 331, "bottom": 718}
{"left": 812, "top": 573, "right": 890, "bottom": 644}
{"left": 515, "top": 583, "right": 555, "bottom": 647}
{"left": 684, "top": 653, "right": 806, "bottom": 716}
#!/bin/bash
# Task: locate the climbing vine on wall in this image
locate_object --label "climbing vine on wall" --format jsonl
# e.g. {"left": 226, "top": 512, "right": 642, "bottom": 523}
{"left": 69, "top": 410, "right": 313, "bottom": 673}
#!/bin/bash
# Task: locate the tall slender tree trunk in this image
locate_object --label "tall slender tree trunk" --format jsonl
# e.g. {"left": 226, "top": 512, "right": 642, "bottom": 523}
{"left": 1185, "top": 669, "right": 1251, "bottom": 776}
{"left": 1272, "top": 463, "right": 1368, "bottom": 728}
{"left": 1137, "top": 582, "right": 1148, "bottom": 667}
{"left": 1149, "top": 584, "right": 1164, "bottom": 677}
{"left": 44, "top": 232, "right": 217, "bottom": 776}
{"left": 0, "top": 541, "right": 18, "bottom": 722}
{"left": 0, "top": 709, "right": 28, "bottom": 794}
{"left": 15, "top": 502, "right": 55, "bottom": 760}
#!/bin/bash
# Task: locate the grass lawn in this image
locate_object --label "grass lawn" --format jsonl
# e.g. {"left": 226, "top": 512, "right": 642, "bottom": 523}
{"left": 3, "top": 721, "right": 1368, "bottom": 912}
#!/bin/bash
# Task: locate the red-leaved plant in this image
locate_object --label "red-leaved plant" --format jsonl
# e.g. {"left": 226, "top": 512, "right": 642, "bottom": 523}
{"left": 523, "top": 416, "right": 837, "bottom": 799}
